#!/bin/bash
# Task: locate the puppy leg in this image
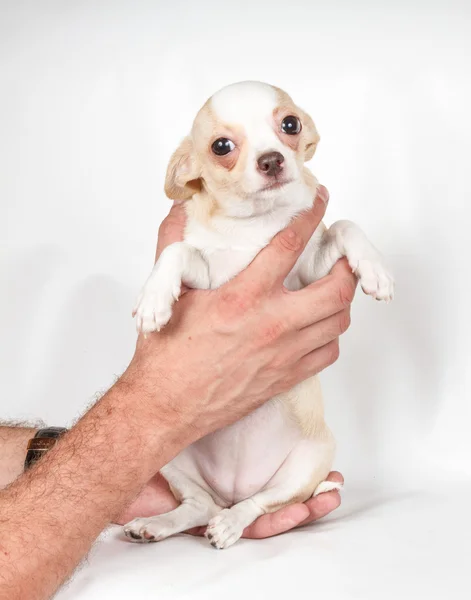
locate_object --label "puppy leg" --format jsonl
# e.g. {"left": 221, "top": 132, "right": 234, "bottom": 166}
{"left": 133, "top": 241, "right": 210, "bottom": 333}
{"left": 205, "top": 436, "right": 336, "bottom": 549}
{"left": 123, "top": 499, "right": 219, "bottom": 543}
{"left": 311, "top": 220, "right": 394, "bottom": 301}
{"left": 124, "top": 467, "right": 221, "bottom": 543}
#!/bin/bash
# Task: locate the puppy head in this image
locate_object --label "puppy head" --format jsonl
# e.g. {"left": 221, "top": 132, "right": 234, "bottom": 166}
{"left": 164, "top": 81, "right": 319, "bottom": 216}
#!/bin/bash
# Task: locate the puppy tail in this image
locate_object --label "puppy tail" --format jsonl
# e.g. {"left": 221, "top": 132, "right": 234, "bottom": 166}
{"left": 313, "top": 480, "right": 343, "bottom": 497}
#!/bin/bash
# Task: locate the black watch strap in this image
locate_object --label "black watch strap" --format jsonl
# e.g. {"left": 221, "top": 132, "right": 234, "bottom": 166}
{"left": 24, "top": 427, "right": 67, "bottom": 471}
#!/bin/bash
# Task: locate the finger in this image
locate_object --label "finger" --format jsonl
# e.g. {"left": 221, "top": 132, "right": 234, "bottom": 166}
{"left": 241, "top": 503, "right": 310, "bottom": 539}
{"left": 298, "top": 493, "right": 341, "bottom": 527}
{"left": 287, "top": 308, "right": 351, "bottom": 362}
{"left": 242, "top": 471, "right": 344, "bottom": 539}
{"left": 326, "top": 471, "right": 344, "bottom": 485}
{"left": 155, "top": 203, "right": 187, "bottom": 261}
{"left": 291, "top": 338, "right": 341, "bottom": 381}
{"left": 114, "top": 473, "right": 178, "bottom": 525}
{"left": 297, "top": 471, "right": 344, "bottom": 527}
{"left": 287, "top": 258, "right": 357, "bottom": 329}
{"left": 236, "top": 186, "right": 329, "bottom": 295}
{"left": 186, "top": 526, "right": 206, "bottom": 536}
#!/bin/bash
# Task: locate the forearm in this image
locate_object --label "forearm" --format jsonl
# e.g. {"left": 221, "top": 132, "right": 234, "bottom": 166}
{"left": 0, "top": 377, "right": 186, "bottom": 600}
{"left": 0, "top": 426, "right": 38, "bottom": 489}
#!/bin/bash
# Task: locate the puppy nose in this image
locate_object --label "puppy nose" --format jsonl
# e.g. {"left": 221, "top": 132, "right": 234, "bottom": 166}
{"left": 257, "top": 151, "right": 284, "bottom": 177}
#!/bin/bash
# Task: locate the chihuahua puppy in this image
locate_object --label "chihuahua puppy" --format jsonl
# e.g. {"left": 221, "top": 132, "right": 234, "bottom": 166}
{"left": 124, "top": 81, "right": 394, "bottom": 549}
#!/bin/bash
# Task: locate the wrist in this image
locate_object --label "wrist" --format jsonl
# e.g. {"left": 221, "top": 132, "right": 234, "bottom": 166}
{"left": 0, "top": 426, "right": 38, "bottom": 488}
{"left": 108, "top": 367, "right": 195, "bottom": 467}
{"left": 24, "top": 427, "right": 68, "bottom": 471}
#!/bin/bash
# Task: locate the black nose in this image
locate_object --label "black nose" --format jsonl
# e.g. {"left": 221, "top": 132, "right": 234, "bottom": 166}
{"left": 257, "top": 151, "right": 284, "bottom": 177}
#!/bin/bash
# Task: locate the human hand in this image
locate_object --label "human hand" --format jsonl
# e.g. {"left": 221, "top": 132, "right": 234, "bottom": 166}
{"left": 115, "top": 471, "right": 343, "bottom": 537}
{"left": 122, "top": 187, "right": 356, "bottom": 445}
{"left": 118, "top": 188, "right": 351, "bottom": 535}
{"left": 122, "top": 185, "right": 357, "bottom": 444}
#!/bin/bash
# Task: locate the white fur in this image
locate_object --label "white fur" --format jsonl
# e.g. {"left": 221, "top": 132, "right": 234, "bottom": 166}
{"left": 134, "top": 242, "right": 210, "bottom": 332}
{"left": 213, "top": 83, "right": 297, "bottom": 201}
{"left": 126, "top": 82, "right": 394, "bottom": 548}
{"left": 211, "top": 82, "right": 304, "bottom": 216}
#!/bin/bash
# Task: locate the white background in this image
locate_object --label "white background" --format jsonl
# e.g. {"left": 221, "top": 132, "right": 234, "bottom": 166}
{"left": 1, "top": 1, "right": 470, "bottom": 598}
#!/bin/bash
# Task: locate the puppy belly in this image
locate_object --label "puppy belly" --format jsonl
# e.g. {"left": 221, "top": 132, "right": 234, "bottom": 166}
{"left": 197, "top": 452, "right": 298, "bottom": 506}
{"left": 168, "top": 401, "right": 306, "bottom": 506}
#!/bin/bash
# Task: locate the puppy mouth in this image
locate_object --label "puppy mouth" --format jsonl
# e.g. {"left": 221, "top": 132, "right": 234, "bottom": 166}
{"left": 259, "top": 178, "right": 293, "bottom": 193}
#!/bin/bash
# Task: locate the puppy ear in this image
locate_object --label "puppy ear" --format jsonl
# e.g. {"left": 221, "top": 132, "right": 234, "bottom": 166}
{"left": 300, "top": 110, "right": 320, "bottom": 162}
{"left": 164, "top": 136, "right": 202, "bottom": 201}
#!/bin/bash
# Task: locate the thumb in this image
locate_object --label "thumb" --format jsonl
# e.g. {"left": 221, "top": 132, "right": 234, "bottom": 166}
{"left": 236, "top": 185, "right": 329, "bottom": 294}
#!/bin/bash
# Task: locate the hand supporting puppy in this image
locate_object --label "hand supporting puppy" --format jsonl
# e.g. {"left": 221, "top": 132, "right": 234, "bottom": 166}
{"left": 117, "top": 188, "right": 345, "bottom": 537}
{"left": 0, "top": 187, "right": 355, "bottom": 600}
{"left": 124, "top": 186, "right": 356, "bottom": 440}
{"left": 116, "top": 471, "right": 343, "bottom": 538}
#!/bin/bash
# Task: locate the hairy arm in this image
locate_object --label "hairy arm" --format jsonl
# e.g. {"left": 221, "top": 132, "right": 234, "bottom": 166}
{"left": 119, "top": 191, "right": 346, "bottom": 538}
{"left": 0, "top": 383, "right": 185, "bottom": 599}
{"left": 0, "top": 188, "right": 356, "bottom": 599}
{"left": 0, "top": 422, "right": 343, "bottom": 546}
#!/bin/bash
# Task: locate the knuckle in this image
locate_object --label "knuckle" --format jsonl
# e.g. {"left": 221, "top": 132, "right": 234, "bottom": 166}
{"left": 217, "top": 288, "right": 253, "bottom": 319}
{"left": 268, "top": 351, "right": 289, "bottom": 373}
{"left": 338, "top": 309, "right": 351, "bottom": 334}
{"left": 274, "top": 228, "right": 304, "bottom": 254}
{"left": 258, "top": 319, "right": 286, "bottom": 345}
{"left": 322, "top": 340, "right": 340, "bottom": 367}
{"left": 300, "top": 340, "right": 340, "bottom": 379}
{"left": 270, "top": 373, "right": 293, "bottom": 396}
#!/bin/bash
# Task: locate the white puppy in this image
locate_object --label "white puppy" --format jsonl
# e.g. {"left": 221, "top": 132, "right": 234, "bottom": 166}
{"left": 124, "top": 81, "right": 394, "bottom": 549}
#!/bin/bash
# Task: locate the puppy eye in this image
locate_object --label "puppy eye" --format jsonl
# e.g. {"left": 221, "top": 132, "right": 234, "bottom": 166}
{"left": 281, "top": 116, "right": 301, "bottom": 135}
{"left": 211, "top": 138, "right": 235, "bottom": 156}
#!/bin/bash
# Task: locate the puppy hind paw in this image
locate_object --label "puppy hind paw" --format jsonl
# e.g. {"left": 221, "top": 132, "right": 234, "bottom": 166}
{"left": 123, "top": 517, "right": 176, "bottom": 543}
{"left": 205, "top": 509, "right": 244, "bottom": 550}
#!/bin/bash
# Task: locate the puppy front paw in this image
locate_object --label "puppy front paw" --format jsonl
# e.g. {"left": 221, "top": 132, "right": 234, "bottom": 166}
{"left": 349, "top": 255, "right": 394, "bottom": 302}
{"left": 133, "top": 278, "right": 181, "bottom": 333}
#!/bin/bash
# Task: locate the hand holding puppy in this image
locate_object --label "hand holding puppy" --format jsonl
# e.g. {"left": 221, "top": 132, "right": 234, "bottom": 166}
{"left": 124, "top": 187, "right": 356, "bottom": 440}
{"left": 120, "top": 186, "right": 353, "bottom": 537}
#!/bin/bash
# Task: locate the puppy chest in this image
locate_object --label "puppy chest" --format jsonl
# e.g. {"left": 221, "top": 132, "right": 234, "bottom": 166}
{"left": 201, "top": 247, "right": 260, "bottom": 288}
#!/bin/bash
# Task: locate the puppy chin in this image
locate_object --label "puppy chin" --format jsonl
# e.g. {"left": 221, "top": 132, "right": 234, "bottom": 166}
{"left": 258, "top": 179, "right": 308, "bottom": 206}
{"left": 258, "top": 178, "right": 294, "bottom": 194}
{"left": 219, "top": 178, "right": 311, "bottom": 219}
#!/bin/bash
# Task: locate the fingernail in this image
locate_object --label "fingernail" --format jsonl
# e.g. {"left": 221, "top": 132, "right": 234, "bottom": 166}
{"left": 317, "top": 185, "right": 329, "bottom": 204}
